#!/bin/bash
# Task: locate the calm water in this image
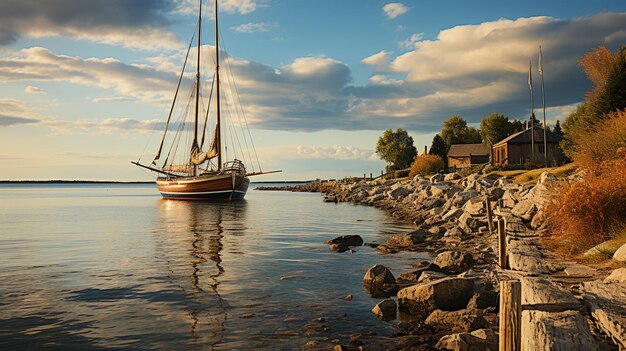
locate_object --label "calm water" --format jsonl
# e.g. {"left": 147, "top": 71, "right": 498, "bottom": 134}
{"left": 0, "top": 183, "right": 426, "bottom": 350}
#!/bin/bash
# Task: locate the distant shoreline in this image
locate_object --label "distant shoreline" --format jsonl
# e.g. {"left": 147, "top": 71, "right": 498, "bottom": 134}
{"left": 0, "top": 180, "right": 311, "bottom": 184}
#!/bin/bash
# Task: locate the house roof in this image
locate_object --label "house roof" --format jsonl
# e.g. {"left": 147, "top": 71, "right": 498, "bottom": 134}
{"left": 494, "top": 126, "right": 563, "bottom": 146}
{"left": 447, "top": 143, "right": 490, "bottom": 158}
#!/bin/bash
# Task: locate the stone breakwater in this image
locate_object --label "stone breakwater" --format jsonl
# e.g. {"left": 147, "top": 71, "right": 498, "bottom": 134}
{"left": 260, "top": 172, "right": 626, "bottom": 351}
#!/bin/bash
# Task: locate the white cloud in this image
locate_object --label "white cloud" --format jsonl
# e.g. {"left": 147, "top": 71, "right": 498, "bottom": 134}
{"left": 398, "top": 33, "right": 424, "bottom": 50}
{"left": 40, "top": 118, "right": 164, "bottom": 135}
{"left": 0, "top": 47, "right": 178, "bottom": 103}
{"left": 231, "top": 22, "right": 272, "bottom": 33}
{"left": 24, "top": 85, "right": 46, "bottom": 94}
{"left": 361, "top": 50, "right": 391, "bottom": 71}
{"left": 296, "top": 145, "right": 376, "bottom": 161}
{"left": 175, "top": 0, "right": 263, "bottom": 15}
{"left": 383, "top": 3, "right": 408, "bottom": 19}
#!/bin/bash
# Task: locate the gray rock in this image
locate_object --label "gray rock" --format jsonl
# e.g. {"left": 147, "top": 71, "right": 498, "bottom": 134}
{"left": 442, "top": 207, "right": 463, "bottom": 221}
{"left": 462, "top": 197, "right": 485, "bottom": 216}
{"left": 434, "top": 251, "right": 474, "bottom": 274}
{"left": 511, "top": 199, "right": 538, "bottom": 221}
{"left": 387, "top": 230, "right": 426, "bottom": 248}
{"left": 397, "top": 277, "right": 474, "bottom": 316}
{"left": 430, "top": 173, "right": 445, "bottom": 183}
{"left": 613, "top": 243, "right": 626, "bottom": 262}
{"left": 444, "top": 173, "right": 461, "bottom": 181}
{"left": 521, "top": 310, "right": 600, "bottom": 351}
{"left": 417, "top": 270, "right": 447, "bottom": 283}
{"left": 425, "top": 308, "right": 487, "bottom": 333}
{"left": 457, "top": 212, "right": 486, "bottom": 233}
{"left": 582, "top": 280, "right": 626, "bottom": 348}
{"left": 435, "top": 329, "right": 497, "bottom": 351}
{"left": 363, "top": 264, "right": 396, "bottom": 288}
{"left": 605, "top": 268, "right": 626, "bottom": 284}
{"left": 564, "top": 264, "right": 597, "bottom": 278}
{"left": 371, "top": 299, "right": 397, "bottom": 321}
{"left": 582, "top": 239, "right": 621, "bottom": 259}
{"left": 520, "top": 277, "right": 581, "bottom": 312}
{"left": 386, "top": 186, "right": 411, "bottom": 200}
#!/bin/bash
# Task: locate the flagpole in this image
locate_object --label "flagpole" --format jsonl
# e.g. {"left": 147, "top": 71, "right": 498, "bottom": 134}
{"left": 529, "top": 60, "right": 534, "bottom": 156}
{"left": 539, "top": 45, "right": 547, "bottom": 168}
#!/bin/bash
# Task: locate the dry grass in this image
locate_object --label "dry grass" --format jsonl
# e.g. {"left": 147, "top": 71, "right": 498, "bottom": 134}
{"left": 484, "top": 163, "right": 579, "bottom": 184}
{"left": 544, "top": 161, "right": 626, "bottom": 255}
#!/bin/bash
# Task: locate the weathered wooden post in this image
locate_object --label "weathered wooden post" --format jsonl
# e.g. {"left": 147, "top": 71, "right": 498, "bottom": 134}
{"left": 497, "top": 218, "right": 507, "bottom": 269}
{"left": 370, "top": 173, "right": 372, "bottom": 180}
{"left": 499, "top": 280, "right": 521, "bottom": 351}
{"left": 485, "top": 198, "right": 494, "bottom": 234}
{"left": 364, "top": 173, "right": 366, "bottom": 180}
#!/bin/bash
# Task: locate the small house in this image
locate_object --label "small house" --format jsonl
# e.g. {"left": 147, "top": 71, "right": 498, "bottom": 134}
{"left": 492, "top": 126, "right": 564, "bottom": 166}
{"left": 447, "top": 143, "right": 490, "bottom": 168}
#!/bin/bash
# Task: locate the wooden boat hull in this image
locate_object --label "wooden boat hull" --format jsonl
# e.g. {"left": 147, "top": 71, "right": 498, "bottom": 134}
{"left": 156, "top": 172, "right": 249, "bottom": 201}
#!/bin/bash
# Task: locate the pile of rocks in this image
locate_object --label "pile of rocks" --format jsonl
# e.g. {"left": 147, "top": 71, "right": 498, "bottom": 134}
{"left": 317, "top": 170, "right": 626, "bottom": 350}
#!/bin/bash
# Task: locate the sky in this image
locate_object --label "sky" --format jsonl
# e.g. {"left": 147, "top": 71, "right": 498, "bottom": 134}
{"left": 0, "top": 0, "right": 625, "bottom": 181}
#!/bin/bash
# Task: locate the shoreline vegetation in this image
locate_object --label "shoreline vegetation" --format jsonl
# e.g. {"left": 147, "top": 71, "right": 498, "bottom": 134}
{"left": 257, "top": 165, "right": 626, "bottom": 350}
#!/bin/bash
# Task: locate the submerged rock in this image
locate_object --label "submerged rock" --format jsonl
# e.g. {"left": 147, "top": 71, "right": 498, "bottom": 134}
{"left": 325, "top": 235, "right": 364, "bottom": 247}
{"left": 364, "top": 264, "right": 396, "bottom": 297}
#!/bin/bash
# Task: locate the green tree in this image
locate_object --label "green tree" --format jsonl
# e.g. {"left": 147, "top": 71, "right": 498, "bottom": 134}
{"left": 440, "top": 115, "right": 482, "bottom": 150}
{"left": 429, "top": 134, "right": 447, "bottom": 159}
{"left": 581, "top": 45, "right": 626, "bottom": 120}
{"left": 479, "top": 113, "right": 517, "bottom": 146}
{"left": 553, "top": 120, "right": 563, "bottom": 136}
{"left": 376, "top": 128, "right": 417, "bottom": 173}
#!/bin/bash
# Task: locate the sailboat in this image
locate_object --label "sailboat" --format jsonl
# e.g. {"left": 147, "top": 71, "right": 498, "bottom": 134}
{"left": 133, "top": 0, "right": 279, "bottom": 201}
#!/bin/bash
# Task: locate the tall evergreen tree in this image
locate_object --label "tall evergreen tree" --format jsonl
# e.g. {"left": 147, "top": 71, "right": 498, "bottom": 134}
{"left": 553, "top": 120, "right": 563, "bottom": 136}
{"left": 429, "top": 134, "right": 447, "bottom": 160}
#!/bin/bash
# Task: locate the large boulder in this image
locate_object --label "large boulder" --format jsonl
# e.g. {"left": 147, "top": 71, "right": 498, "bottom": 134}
{"left": 457, "top": 212, "right": 486, "bottom": 233}
{"left": 434, "top": 251, "right": 474, "bottom": 273}
{"left": 387, "top": 230, "right": 426, "bottom": 248}
{"left": 371, "top": 299, "right": 397, "bottom": 321}
{"left": 502, "top": 188, "right": 521, "bottom": 208}
{"left": 511, "top": 199, "right": 538, "bottom": 221}
{"left": 435, "top": 329, "right": 497, "bottom": 351}
{"left": 397, "top": 277, "right": 474, "bottom": 316}
{"left": 613, "top": 243, "right": 626, "bottom": 262}
{"left": 363, "top": 265, "right": 396, "bottom": 296}
{"left": 605, "top": 268, "right": 626, "bottom": 284}
{"left": 386, "top": 186, "right": 412, "bottom": 200}
{"left": 425, "top": 308, "right": 488, "bottom": 333}
{"left": 462, "top": 197, "right": 485, "bottom": 216}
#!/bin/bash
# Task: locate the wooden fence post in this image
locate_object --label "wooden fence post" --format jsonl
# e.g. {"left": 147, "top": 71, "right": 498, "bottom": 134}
{"left": 499, "top": 280, "right": 521, "bottom": 351}
{"left": 497, "top": 218, "right": 508, "bottom": 269}
{"left": 485, "top": 198, "right": 493, "bottom": 234}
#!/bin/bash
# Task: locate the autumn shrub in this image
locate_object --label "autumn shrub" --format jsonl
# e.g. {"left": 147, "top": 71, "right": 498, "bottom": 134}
{"left": 545, "top": 160, "right": 626, "bottom": 254}
{"left": 409, "top": 154, "right": 444, "bottom": 178}
{"left": 569, "top": 109, "right": 626, "bottom": 169}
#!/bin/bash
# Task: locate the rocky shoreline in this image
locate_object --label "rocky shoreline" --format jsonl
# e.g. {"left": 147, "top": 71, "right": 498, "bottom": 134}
{"left": 258, "top": 172, "right": 626, "bottom": 350}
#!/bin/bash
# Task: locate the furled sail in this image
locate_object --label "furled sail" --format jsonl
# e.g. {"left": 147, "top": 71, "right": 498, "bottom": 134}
{"left": 191, "top": 132, "right": 219, "bottom": 165}
{"left": 163, "top": 164, "right": 191, "bottom": 173}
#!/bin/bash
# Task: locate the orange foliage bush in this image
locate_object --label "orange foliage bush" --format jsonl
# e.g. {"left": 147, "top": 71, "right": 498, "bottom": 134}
{"left": 409, "top": 154, "right": 444, "bottom": 178}
{"left": 571, "top": 109, "right": 626, "bottom": 169}
{"left": 545, "top": 161, "right": 626, "bottom": 253}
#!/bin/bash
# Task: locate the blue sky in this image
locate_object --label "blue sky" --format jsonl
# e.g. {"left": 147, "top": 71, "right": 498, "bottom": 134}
{"left": 0, "top": 0, "right": 625, "bottom": 181}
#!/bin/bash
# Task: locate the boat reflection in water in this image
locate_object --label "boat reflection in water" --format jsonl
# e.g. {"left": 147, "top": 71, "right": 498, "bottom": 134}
{"left": 156, "top": 199, "right": 248, "bottom": 348}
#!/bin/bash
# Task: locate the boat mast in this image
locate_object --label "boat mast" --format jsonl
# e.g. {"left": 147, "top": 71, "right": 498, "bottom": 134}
{"left": 215, "top": 0, "right": 222, "bottom": 171}
{"left": 192, "top": 0, "right": 202, "bottom": 177}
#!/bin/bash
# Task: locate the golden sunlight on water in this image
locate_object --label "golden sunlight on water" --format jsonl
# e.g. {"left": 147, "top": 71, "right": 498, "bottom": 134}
{"left": 0, "top": 183, "right": 428, "bottom": 350}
